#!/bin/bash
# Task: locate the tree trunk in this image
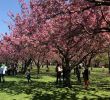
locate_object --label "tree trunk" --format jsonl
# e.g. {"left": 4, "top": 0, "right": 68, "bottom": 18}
{"left": 34, "top": 60, "right": 40, "bottom": 74}
{"left": 23, "top": 61, "right": 28, "bottom": 74}
{"left": 42, "top": 64, "right": 44, "bottom": 68}
{"left": 76, "top": 66, "right": 81, "bottom": 83}
{"left": 63, "top": 58, "right": 71, "bottom": 87}
{"left": 37, "top": 60, "right": 40, "bottom": 74}
{"left": 46, "top": 60, "right": 49, "bottom": 72}
{"left": 108, "top": 51, "right": 110, "bottom": 73}
{"left": 22, "top": 58, "right": 32, "bottom": 74}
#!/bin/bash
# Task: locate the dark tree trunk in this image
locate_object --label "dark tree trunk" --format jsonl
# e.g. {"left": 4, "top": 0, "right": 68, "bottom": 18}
{"left": 5, "top": 61, "right": 8, "bottom": 67}
{"left": 37, "top": 60, "right": 40, "bottom": 74}
{"left": 34, "top": 59, "right": 40, "bottom": 74}
{"left": 23, "top": 61, "right": 28, "bottom": 74}
{"left": 76, "top": 66, "right": 81, "bottom": 83}
{"left": 42, "top": 64, "right": 44, "bottom": 68}
{"left": 30, "top": 61, "right": 33, "bottom": 69}
{"left": 21, "top": 62, "right": 24, "bottom": 73}
{"left": 22, "top": 58, "right": 32, "bottom": 74}
{"left": 63, "top": 58, "right": 71, "bottom": 87}
{"left": 108, "top": 51, "right": 110, "bottom": 73}
{"left": 14, "top": 61, "right": 18, "bottom": 75}
{"left": 46, "top": 60, "right": 49, "bottom": 72}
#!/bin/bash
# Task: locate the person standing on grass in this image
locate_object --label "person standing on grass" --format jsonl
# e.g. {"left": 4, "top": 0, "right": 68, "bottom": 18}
{"left": 83, "top": 67, "right": 89, "bottom": 90}
{"left": 0, "top": 65, "right": 3, "bottom": 83}
{"left": 0, "top": 64, "right": 7, "bottom": 83}
{"left": 56, "top": 63, "right": 62, "bottom": 84}
{"left": 1, "top": 64, "right": 7, "bottom": 82}
{"left": 25, "top": 69, "right": 31, "bottom": 83}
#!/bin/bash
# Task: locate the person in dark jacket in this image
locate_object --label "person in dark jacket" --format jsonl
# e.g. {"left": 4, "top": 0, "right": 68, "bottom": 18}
{"left": 83, "top": 67, "right": 89, "bottom": 89}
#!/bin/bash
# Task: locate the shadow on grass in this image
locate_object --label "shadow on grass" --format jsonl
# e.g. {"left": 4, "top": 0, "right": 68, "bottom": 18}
{"left": 0, "top": 80, "right": 78, "bottom": 100}
{"left": 0, "top": 77, "right": 110, "bottom": 100}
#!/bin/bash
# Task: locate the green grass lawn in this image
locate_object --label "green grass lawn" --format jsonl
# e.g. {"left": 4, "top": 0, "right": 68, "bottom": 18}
{"left": 0, "top": 67, "right": 110, "bottom": 100}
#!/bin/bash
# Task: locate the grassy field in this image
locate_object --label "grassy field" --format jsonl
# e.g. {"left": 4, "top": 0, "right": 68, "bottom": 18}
{"left": 0, "top": 67, "right": 110, "bottom": 100}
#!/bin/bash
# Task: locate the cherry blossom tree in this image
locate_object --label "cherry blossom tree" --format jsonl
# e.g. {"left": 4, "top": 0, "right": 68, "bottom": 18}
{"left": 0, "top": 0, "right": 110, "bottom": 86}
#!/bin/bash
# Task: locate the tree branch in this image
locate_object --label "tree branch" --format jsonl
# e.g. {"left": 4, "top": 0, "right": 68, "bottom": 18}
{"left": 86, "top": 0, "right": 110, "bottom": 6}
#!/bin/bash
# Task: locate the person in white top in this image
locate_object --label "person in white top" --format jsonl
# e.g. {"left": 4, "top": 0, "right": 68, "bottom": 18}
{"left": 0, "top": 64, "right": 7, "bottom": 82}
{"left": 0, "top": 66, "right": 3, "bottom": 82}
{"left": 56, "top": 63, "right": 63, "bottom": 84}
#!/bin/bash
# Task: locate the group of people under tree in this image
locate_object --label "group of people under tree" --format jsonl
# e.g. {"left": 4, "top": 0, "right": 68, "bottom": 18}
{"left": 56, "top": 62, "right": 90, "bottom": 89}
{"left": 0, "top": 59, "right": 90, "bottom": 90}
{"left": 7, "top": 65, "right": 18, "bottom": 76}
{"left": 0, "top": 63, "right": 32, "bottom": 83}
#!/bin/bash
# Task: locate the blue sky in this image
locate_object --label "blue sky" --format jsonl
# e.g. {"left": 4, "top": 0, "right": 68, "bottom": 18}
{"left": 0, "top": 0, "right": 29, "bottom": 37}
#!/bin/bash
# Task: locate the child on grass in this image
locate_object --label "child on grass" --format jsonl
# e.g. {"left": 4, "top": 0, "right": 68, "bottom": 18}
{"left": 25, "top": 69, "right": 31, "bottom": 83}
